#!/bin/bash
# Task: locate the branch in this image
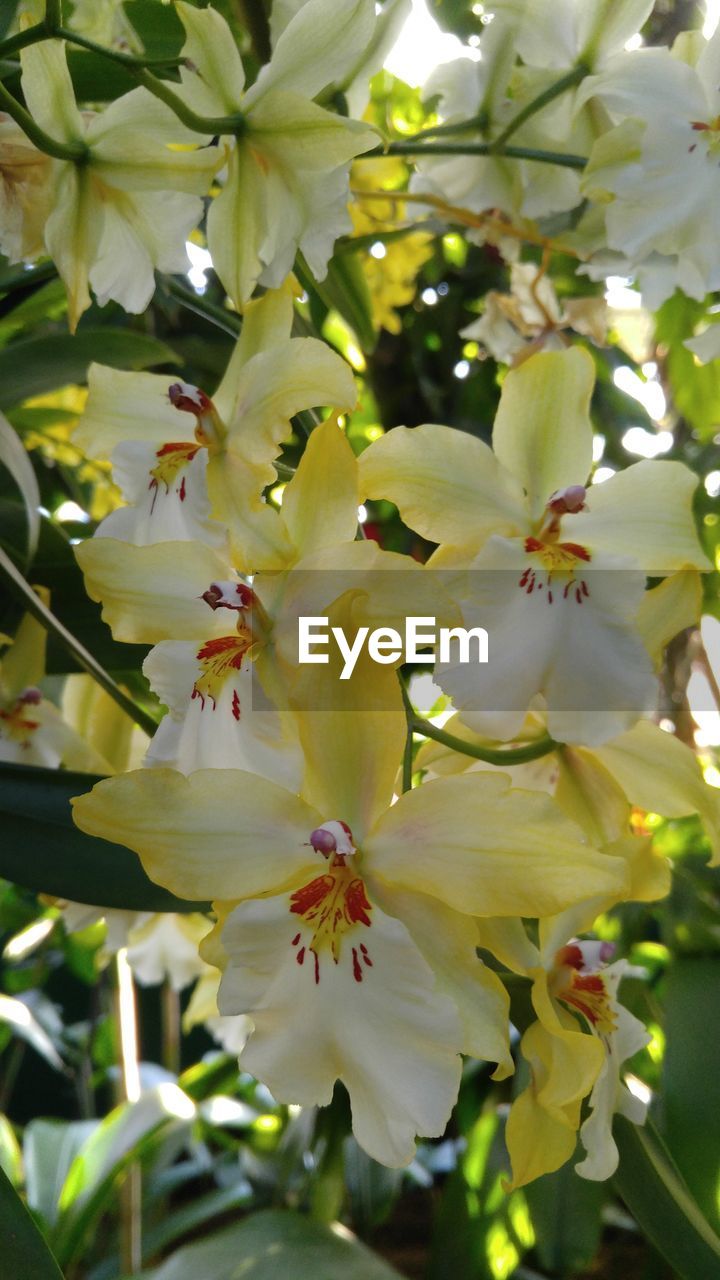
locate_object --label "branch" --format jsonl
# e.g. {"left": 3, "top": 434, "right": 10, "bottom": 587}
{"left": 131, "top": 67, "right": 245, "bottom": 136}
{"left": 491, "top": 64, "right": 588, "bottom": 150}
{"left": 375, "top": 140, "right": 588, "bottom": 169}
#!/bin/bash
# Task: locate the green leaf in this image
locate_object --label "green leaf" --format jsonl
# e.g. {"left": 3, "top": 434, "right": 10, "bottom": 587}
{"left": 53, "top": 1086, "right": 195, "bottom": 1269}
{"left": 0, "top": 1114, "right": 22, "bottom": 1185}
{"left": 135, "top": 1209, "right": 404, "bottom": 1280}
{"left": 0, "top": 763, "right": 209, "bottom": 913}
{"left": 0, "top": 994, "right": 65, "bottom": 1072}
{"left": 661, "top": 956, "right": 720, "bottom": 1229}
{"left": 24, "top": 1120, "right": 97, "bottom": 1230}
{"left": 613, "top": 1115, "right": 720, "bottom": 1280}
{"left": 0, "top": 410, "right": 40, "bottom": 558}
{"left": 525, "top": 1154, "right": 605, "bottom": 1276}
{"left": 296, "top": 252, "right": 377, "bottom": 353}
{"left": 0, "top": 1162, "right": 65, "bottom": 1280}
{"left": 655, "top": 294, "right": 720, "bottom": 440}
{"left": 0, "top": 330, "right": 179, "bottom": 410}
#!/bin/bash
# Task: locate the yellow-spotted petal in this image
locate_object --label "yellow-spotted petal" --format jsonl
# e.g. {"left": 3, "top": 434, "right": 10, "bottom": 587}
{"left": 72, "top": 769, "right": 320, "bottom": 902}
{"left": 365, "top": 773, "right": 629, "bottom": 917}
{"left": 359, "top": 423, "right": 525, "bottom": 551}
{"left": 492, "top": 347, "right": 595, "bottom": 522}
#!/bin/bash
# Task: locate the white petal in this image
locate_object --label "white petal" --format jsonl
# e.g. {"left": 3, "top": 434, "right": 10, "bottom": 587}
{"left": 98, "top": 442, "right": 227, "bottom": 548}
{"left": 219, "top": 888, "right": 462, "bottom": 1166}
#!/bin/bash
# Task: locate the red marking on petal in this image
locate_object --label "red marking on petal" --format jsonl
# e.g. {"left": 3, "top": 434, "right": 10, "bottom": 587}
{"left": 562, "top": 542, "right": 591, "bottom": 562}
{"left": 352, "top": 947, "right": 363, "bottom": 983}
{"left": 232, "top": 689, "right": 241, "bottom": 722}
{"left": 556, "top": 943, "right": 584, "bottom": 970}
{"left": 290, "top": 874, "right": 335, "bottom": 918}
{"left": 296, "top": 946, "right": 305, "bottom": 965}
{"left": 313, "top": 950, "right": 320, "bottom": 985}
{"left": 345, "top": 879, "right": 372, "bottom": 927}
{"left": 178, "top": 475, "right": 187, "bottom": 502}
{"left": 525, "top": 536, "right": 544, "bottom": 553}
{"left": 291, "top": 933, "right": 301, "bottom": 946}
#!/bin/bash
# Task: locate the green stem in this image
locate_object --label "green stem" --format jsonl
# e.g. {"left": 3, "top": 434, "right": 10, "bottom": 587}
{"left": 56, "top": 26, "right": 184, "bottom": 68}
{"left": 0, "top": 545, "right": 158, "bottom": 738}
{"left": 0, "top": 22, "right": 50, "bottom": 59}
{"left": 0, "top": 77, "right": 87, "bottom": 161}
{"left": 400, "top": 681, "right": 415, "bottom": 792}
{"left": 377, "top": 140, "right": 588, "bottom": 169}
{"left": 491, "top": 64, "right": 589, "bottom": 150}
{"left": 164, "top": 277, "right": 241, "bottom": 337}
{"left": 45, "top": 0, "right": 62, "bottom": 27}
{"left": 412, "top": 717, "right": 558, "bottom": 766}
{"left": 131, "top": 67, "right": 245, "bottom": 136}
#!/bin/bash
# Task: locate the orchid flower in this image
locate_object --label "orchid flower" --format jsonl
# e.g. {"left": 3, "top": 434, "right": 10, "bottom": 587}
{"left": 360, "top": 347, "right": 709, "bottom": 744}
{"left": 18, "top": 36, "right": 220, "bottom": 329}
{"left": 74, "top": 284, "right": 357, "bottom": 567}
{"left": 478, "top": 911, "right": 651, "bottom": 1186}
{"left": 73, "top": 700, "right": 629, "bottom": 1166}
{"left": 173, "top": 0, "right": 379, "bottom": 307}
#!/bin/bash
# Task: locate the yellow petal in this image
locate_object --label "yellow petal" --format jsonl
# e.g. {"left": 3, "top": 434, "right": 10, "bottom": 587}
{"left": 635, "top": 570, "right": 703, "bottom": 664}
{"left": 492, "top": 347, "right": 595, "bottom": 522}
{"left": 75, "top": 537, "right": 233, "bottom": 643}
{"left": 0, "top": 592, "right": 48, "bottom": 700}
{"left": 206, "top": 452, "right": 294, "bottom": 573}
{"left": 359, "top": 423, "right": 525, "bottom": 552}
{"left": 595, "top": 720, "right": 720, "bottom": 864}
{"left": 505, "top": 1086, "right": 578, "bottom": 1189}
{"left": 74, "top": 364, "right": 191, "bottom": 461}
{"left": 213, "top": 284, "right": 295, "bottom": 422}
{"left": 72, "top": 769, "right": 321, "bottom": 902}
{"left": 365, "top": 773, "right": 629, "bottom": 917}
{"left": 563, "top": 461, "right": 711, "bottom": 573}
{"left": 20, "top": 37, "right": 83, "bottom": 143}
{"left": 281, "top": 417, "right": 358, "bottom": 558}
{"left": 555, "top": 746, "right": 631, "bottom": 845}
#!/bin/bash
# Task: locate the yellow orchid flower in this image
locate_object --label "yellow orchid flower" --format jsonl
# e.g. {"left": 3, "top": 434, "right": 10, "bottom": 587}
{"left": 173, "top": 1, "right": 379, "bottom": 307}
{"left": 73, "top": 284, "right": 357, "bottom": 569}
{"left": 360, "top": 347, "right": 709, "bottom": 744}
{"left": 72, "top": 700, "right": 629, "bottom": 1167}
{"left": 479, "top": 911, "right": 651, "bottom": 1187}
{"left": 0, "top": 597, "right": 112, "bottom": 772}
{"left": 19, "top": 34, "right": 221, "bottom": 329}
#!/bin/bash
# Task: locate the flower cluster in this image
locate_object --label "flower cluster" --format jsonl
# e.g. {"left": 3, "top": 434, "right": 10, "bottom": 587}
{"left": 1, "top": 0, "right": 719, "bottom": 1194}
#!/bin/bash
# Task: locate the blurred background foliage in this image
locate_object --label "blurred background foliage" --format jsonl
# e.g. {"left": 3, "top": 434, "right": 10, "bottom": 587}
{"left": 1, "top": 0, "right": 720, "bottom": 1277}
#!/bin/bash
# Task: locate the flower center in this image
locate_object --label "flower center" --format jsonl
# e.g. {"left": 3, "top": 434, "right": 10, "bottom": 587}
{"left": 552, "top": 940, "right": 617, "bottom": 1036}
{"left": 289, "top": 822, "right": 373, "bottom": 984}
{"left": 168, "top": 381, "right": 225, "bottom": 451}
{"left": 191, "top": 634, "right": 252, "bottom": 714}
{"left": 0, "top": 689, "right": 42, "bottom": 745}
{"left": 148, "top": 441, "right": 201, "bottom": 511}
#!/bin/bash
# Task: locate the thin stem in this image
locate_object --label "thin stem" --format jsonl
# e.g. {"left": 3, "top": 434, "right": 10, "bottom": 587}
{"left": 0, "top": 78, "right": 87, "bottom": 161}
{"left": 161, "top": 982, "right": 181, "bottom": 1076}
{"left": 491, "top": 64, "right": 588, "bottom": 151}
{"left": 0, "top": 22, "right": 50, "bottom": 59}
{"left": 400, "top": 681, "right": 415, "bottom": 792}
{"left": 56, "top": 26, "right": 183, "bottom": 68}
{"left": 116, "top": 950, "right": 142, "bottom": 1276}
{"left": 0, "top": 545, "right": 159, "bottom": 738}
{"left": 45, "top": 0, "right": 62, "bottom": 27}
{"left": 131, "top": 67, "right": 245, "bottom": 136}
{"left": 376, "top": 141, "right": 588, "bottom": 169}
{"left": 412, "top": 717, "right": 558, "bottom": 766}
{"left": 164, "top": 277, "right": 241, "bottom": 336}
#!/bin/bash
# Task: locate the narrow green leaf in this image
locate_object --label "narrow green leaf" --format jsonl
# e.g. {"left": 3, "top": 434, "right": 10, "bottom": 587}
{"left": 0, "top": 1162, "right": 65, "bottom": 1280}
{"left": 0, "top": 763, "right": 209, "bottom": 913}
{"left": 296, "top": 252, "right": 377, "bottom": 353}
{"left": 0, "top": 410, "right": 39, "bottom": 557}
{"left": 0, "top": 330, "right": 179, "bottom": 410}
{"left": 613, "top": 1115, "right": 720, "bottom": 1280}
{"left": 134, "top": 1209, "right": 404, "bottom": 1279}
{"left": 525, "top": 1154, "right": 605, "bottom": 1275}
{"left": 0, "top": 994, "right": 65, "bottom": 1072}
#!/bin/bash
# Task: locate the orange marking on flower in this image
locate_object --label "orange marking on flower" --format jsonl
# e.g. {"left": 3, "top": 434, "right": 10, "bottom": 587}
{"left": 191, "top": 633, "right": 252, "bottom": 709}
{"left": 148, "top": 442, "right": 201, "bottom": 511}
{"left": 0, "top": 701, "right": 40, "bottom": 745}
{"left": 290, "top": 861, "right": 373, "bottom": 976}
{"left": 558, "top": 972, "right": 617, "bottom": 1035}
